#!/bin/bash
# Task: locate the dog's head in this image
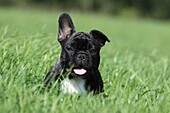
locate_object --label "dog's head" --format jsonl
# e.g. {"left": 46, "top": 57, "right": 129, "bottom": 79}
{"left": 58, "top": 13, "right": 110, "bottom": 77}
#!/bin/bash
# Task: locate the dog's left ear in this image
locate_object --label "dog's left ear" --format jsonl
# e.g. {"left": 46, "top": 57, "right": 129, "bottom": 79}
{"left": 58, "top": 13, "right": 76, "bottom": 42}
{"left": 90, "top": 30, "right": 110, "bottom": 47}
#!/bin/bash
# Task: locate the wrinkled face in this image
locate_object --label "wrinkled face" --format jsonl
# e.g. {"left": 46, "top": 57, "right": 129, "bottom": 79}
{"left": 58, "top": 13, "right": 109, "bottom": 77}
{"left": 61, "top": 32, "right": 100, "bottom": 76}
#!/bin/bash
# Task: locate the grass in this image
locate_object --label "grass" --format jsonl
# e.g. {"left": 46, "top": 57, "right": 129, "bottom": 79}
{"left": 0, "top": 8, "right": 170, "bottom": 113}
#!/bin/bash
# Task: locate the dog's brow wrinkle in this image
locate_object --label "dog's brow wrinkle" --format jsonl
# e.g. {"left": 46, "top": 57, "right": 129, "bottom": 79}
{"left": 73, "top": 32, "right": 91, "bottom": 39}
{"left": 84, "top": 33, "right": 90, "bottom": 37}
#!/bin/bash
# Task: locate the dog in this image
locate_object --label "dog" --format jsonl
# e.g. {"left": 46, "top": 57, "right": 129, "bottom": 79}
{"left": 44, "top": 13, "right": 110, "bottom": 95}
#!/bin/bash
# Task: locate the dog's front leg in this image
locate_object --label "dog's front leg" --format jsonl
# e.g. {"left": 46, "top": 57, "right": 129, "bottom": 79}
{"left": 86, "top": 70, "right": 104, "bottom": 94}
{"left": 44, "top": 60, "right": 62, "bottom": 87}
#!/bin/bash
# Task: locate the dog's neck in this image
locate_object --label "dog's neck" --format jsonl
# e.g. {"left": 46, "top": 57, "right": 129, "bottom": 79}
{"left": 60, "top": 77, "right": 88, "bottom": 95}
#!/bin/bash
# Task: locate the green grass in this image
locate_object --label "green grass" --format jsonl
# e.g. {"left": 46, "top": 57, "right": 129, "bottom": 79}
{"left": 0, "top": 8, "right": 170, "bottom": 113}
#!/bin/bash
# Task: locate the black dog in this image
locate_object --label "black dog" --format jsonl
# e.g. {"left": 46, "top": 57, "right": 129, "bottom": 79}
{"left": 44, "top": 13, "right": 110, "bottom": 95}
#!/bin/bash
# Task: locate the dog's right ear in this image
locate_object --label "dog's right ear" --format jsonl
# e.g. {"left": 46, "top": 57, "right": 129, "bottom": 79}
{"left": 90, "top": 30, "right": 110, "bottom": 47}
{"left": 58, "top": 13, "right": 76, "bottom": 42}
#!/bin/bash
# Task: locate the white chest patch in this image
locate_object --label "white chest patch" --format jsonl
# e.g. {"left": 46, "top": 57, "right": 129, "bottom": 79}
{"left": 60, "top": 77, "right": 88, "bottom": 95}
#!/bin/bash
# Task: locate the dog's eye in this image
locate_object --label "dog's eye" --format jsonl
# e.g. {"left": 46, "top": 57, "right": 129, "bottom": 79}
{"left": 66, "top": 46, "right": 73, "bottom": 51}
{"left": 91, "top": 49, "right": 97, "bottom": 54}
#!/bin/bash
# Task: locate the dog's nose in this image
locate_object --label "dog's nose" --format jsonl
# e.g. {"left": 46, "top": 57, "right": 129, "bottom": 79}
{"left": 77, "top": 54, "right": 86, "bottom": 61}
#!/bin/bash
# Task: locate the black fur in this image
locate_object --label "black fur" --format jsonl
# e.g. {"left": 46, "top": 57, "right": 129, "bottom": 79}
{"left": 44, "top": 13, "right": 110, "bottom": 94}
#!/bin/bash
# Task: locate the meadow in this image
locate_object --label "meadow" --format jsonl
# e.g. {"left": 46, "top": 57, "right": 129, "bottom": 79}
{"left": 0, "top": 8, "right": 170, "bottom": 113}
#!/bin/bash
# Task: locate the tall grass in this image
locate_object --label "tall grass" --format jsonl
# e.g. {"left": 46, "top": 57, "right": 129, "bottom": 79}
{"left": 0, "top": 8, "right": 170, "bottom": 113}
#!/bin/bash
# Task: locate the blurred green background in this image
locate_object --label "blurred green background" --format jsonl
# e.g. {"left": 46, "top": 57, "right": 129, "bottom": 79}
{"left": 0, "top": 0, "right": 170, "bottom": 19}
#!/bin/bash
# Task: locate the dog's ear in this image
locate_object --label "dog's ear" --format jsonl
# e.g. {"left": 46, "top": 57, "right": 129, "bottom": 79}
{"left": 58, "top": 13, "right": 76, "bottom": 42}
{"left": 90, "top": 30, "right": 110, "bottom": 47}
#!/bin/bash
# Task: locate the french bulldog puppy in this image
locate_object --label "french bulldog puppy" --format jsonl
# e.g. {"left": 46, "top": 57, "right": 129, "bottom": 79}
{"left": 44, "top": 13, "right": 110, "bottom": 95}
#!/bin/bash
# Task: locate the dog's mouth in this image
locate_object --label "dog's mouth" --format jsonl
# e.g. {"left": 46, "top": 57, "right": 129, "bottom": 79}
{"left": 73, "top": 68, "right": 87, "bottom": 75}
